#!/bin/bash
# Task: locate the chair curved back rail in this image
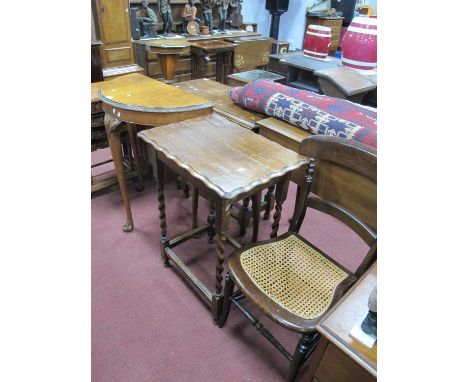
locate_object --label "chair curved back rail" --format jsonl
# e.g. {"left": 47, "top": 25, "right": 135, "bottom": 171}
{"left": 292, "top": 135, "right": 377, "bottom": 277}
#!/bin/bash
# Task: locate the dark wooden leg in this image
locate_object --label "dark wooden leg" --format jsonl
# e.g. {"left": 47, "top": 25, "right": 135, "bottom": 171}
{"left": 158, "top": 53, "right": 180, "bottom": 84}
{"left": 207, "top": 198, "right": 216, "bottom": 243}
{"left": 192, "top": 186, "right": 199, "bottom": 230}
{"left": 263, "top": 185, "right": 275, "bottom": 220}
{"left": 183, "top": 180, "right": 191, "bottom": 199}
{"left": 289, "top": 161, "right": 315, "bottom": 232}
{"left": 270, "top": 177, "right": 290, "bottom": 239}
{"left": 238, "top": 197, "right": 251, "bottom": 237}
{"left": 287, "top": 334, "right": 315, "bottom": 382}
{"left": 156, "top": 157, "right": 170, "bottom": 267}
{"left": 216, "top": 52, "right": 223, "bottom": 83}
{"left": 251, "top": 192, "right": 261, "bottom": 242}
{"left": 218, "top": 271, "right": 234, "bottom": 328}
{"left": 176, "top": 174, "right": 182, "bottom": 189}
{"left": 104, "top": 114, "right": 134, "bottom": 232}
{"left": 127, "top": 123, "right": 144, "bottom": 192}
{"left": 212, "top": 199, "right": 230, "bottom": 322}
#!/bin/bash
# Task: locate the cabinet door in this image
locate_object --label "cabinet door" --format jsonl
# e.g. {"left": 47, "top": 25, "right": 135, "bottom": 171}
{"left": 96, "top": 0, "right": 133, "bottom": 67}
{"left": 97, "top": 0, "right": 130, "bottom": 45}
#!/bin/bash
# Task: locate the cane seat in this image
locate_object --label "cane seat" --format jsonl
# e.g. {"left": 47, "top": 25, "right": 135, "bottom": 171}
{"left": 228, "top": 232, "right": 356, "bottom": 332}
{"left": 239, "top": 234, "right": 350, "bottom": 320}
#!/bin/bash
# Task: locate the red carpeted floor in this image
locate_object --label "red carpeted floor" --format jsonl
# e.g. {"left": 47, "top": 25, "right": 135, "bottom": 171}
{"left": 91, "top": 154, "right": 369, "bottom": 382}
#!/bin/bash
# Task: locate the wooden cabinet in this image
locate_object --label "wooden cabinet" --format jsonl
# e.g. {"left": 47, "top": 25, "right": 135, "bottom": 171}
{"left": 94, "top": 0, "right": 134, "bottom": 68}
{"left": 305, "top": 16, "right": 344, "bottom": 55}
{"left": 303, "top": 263, "right": 377, "bottom": 382}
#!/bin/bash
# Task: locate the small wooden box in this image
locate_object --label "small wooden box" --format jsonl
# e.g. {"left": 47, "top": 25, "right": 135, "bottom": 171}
{"left": 272, "top": 40, "right": 290, "bottom": 55}
{"left": 226, "top": 69, "right": 286, "bottom": 87}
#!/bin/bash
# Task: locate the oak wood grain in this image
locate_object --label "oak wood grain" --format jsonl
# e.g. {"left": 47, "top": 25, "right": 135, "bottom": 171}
{"left": 138, "top": 113, "right": 307, "bottom": 201}
{"left": 317, "top": 263, "right": 377, "bottom": 377}
{"left": 173, "top": 79, "right": 265, "bottom": 129}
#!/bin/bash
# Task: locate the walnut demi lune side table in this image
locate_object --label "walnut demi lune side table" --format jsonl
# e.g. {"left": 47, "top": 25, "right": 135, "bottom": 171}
{"left": 138, "top": 113, "right": 307, "bottom": 322}
{"left": 98, "top": 73, "right": 213, "bottom": 232}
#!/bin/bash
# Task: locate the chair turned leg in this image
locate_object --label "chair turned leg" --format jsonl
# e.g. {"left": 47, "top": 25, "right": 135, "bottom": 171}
{"left": 218, "top": 272, "right": 234, "bottom": 328}
{"left": 286, "top": 334, "right": 314, "bottom": 382}
{"left": 263, "top": 185, "right": 275, "bottom": 220}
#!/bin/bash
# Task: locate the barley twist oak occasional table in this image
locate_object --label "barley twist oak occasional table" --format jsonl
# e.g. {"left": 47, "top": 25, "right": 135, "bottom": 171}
{"left": 98, "top": 73, "right": 213, "bottom": 232}
{"left": 138, "top": 113, "right": 308, "bottom": 322}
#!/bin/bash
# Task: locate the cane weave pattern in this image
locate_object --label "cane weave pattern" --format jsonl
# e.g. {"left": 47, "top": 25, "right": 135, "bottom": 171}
{"left": 240, "top": 235, "right": 348, "bottom": 320}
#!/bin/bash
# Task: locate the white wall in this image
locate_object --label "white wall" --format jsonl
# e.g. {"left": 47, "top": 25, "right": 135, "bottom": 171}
{"left": 242, "top": 0, "right": 378, "bottom": 50}
{"left": 242, "top": 0, "right": 314, "bottom": 51}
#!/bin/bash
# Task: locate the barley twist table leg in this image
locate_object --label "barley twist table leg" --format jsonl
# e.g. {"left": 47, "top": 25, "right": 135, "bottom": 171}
{"left": 156, "top": 158, "right": 169, "bottom": 267}
{"left": 270, "top": 177, "right": 290, "bottom": 239}
{"left": 263, "top": 185, "right": 275, "bottom": 220}
{"left": 207, "top": 198, "right": 216, "bottom": 243}
{"left": 212, "top": 199, "right": 230, "bottom": 323}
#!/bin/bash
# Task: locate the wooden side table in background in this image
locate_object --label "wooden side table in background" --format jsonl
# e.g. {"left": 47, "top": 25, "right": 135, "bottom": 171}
{"left": 190, "top": 40, "right": 237, "bottom": 84}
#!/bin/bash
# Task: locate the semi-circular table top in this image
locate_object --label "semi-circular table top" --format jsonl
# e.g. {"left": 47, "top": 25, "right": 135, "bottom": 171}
{"left": 98, "top": 73, "right": 214, "bottom": 125}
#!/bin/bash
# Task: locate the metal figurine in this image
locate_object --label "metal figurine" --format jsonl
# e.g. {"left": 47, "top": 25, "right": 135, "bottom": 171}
{"left": 216, "top": 0, "right": 235, "bottom": 33}
{"left": 183, "top": 0, "right": 201, "bottom": 33}
{"left": 201, "top": 0, "right": 215, "bottom": 32}
{"left": 140, "top": 1, "right": 158, "bottom": 38}
{"left": 361, "top": 287, "right": 377, "bottom": 338}
{"left": 230, "top": 0, "right": 243, "bottom": 28}
{"left": 159, "top": 0, "right": 174, "bottom": 36}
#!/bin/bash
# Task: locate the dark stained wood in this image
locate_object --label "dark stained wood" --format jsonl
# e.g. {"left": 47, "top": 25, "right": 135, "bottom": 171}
{"left": 190, "top": 40, "right": 237, "bottom": 84}
{"left": 91, "top": 42, "right": 104, "bottom": 82}
{"left": 220, "top": 135, "right": 377, "bottom": 381}
{"left": 137, "top": 113, "right": 307, "bottom": 322}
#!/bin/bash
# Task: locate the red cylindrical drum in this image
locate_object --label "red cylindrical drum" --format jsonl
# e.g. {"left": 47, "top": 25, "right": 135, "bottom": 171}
{"left": 341, "top": 17, "right": 377, "bottom": 72}
{"left": 303, "top": 25, "right": 332, "bottom": 60}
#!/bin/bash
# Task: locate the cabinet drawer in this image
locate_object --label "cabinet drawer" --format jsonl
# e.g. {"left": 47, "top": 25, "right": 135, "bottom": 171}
{"left": 325, "top": 19, "right": 343, "bottom": 27}
{"left": 148, "top": 58, "right": 192, "bottom": 77}
{"left": 104, "top": 46, "right": 131, "bottom": 63}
